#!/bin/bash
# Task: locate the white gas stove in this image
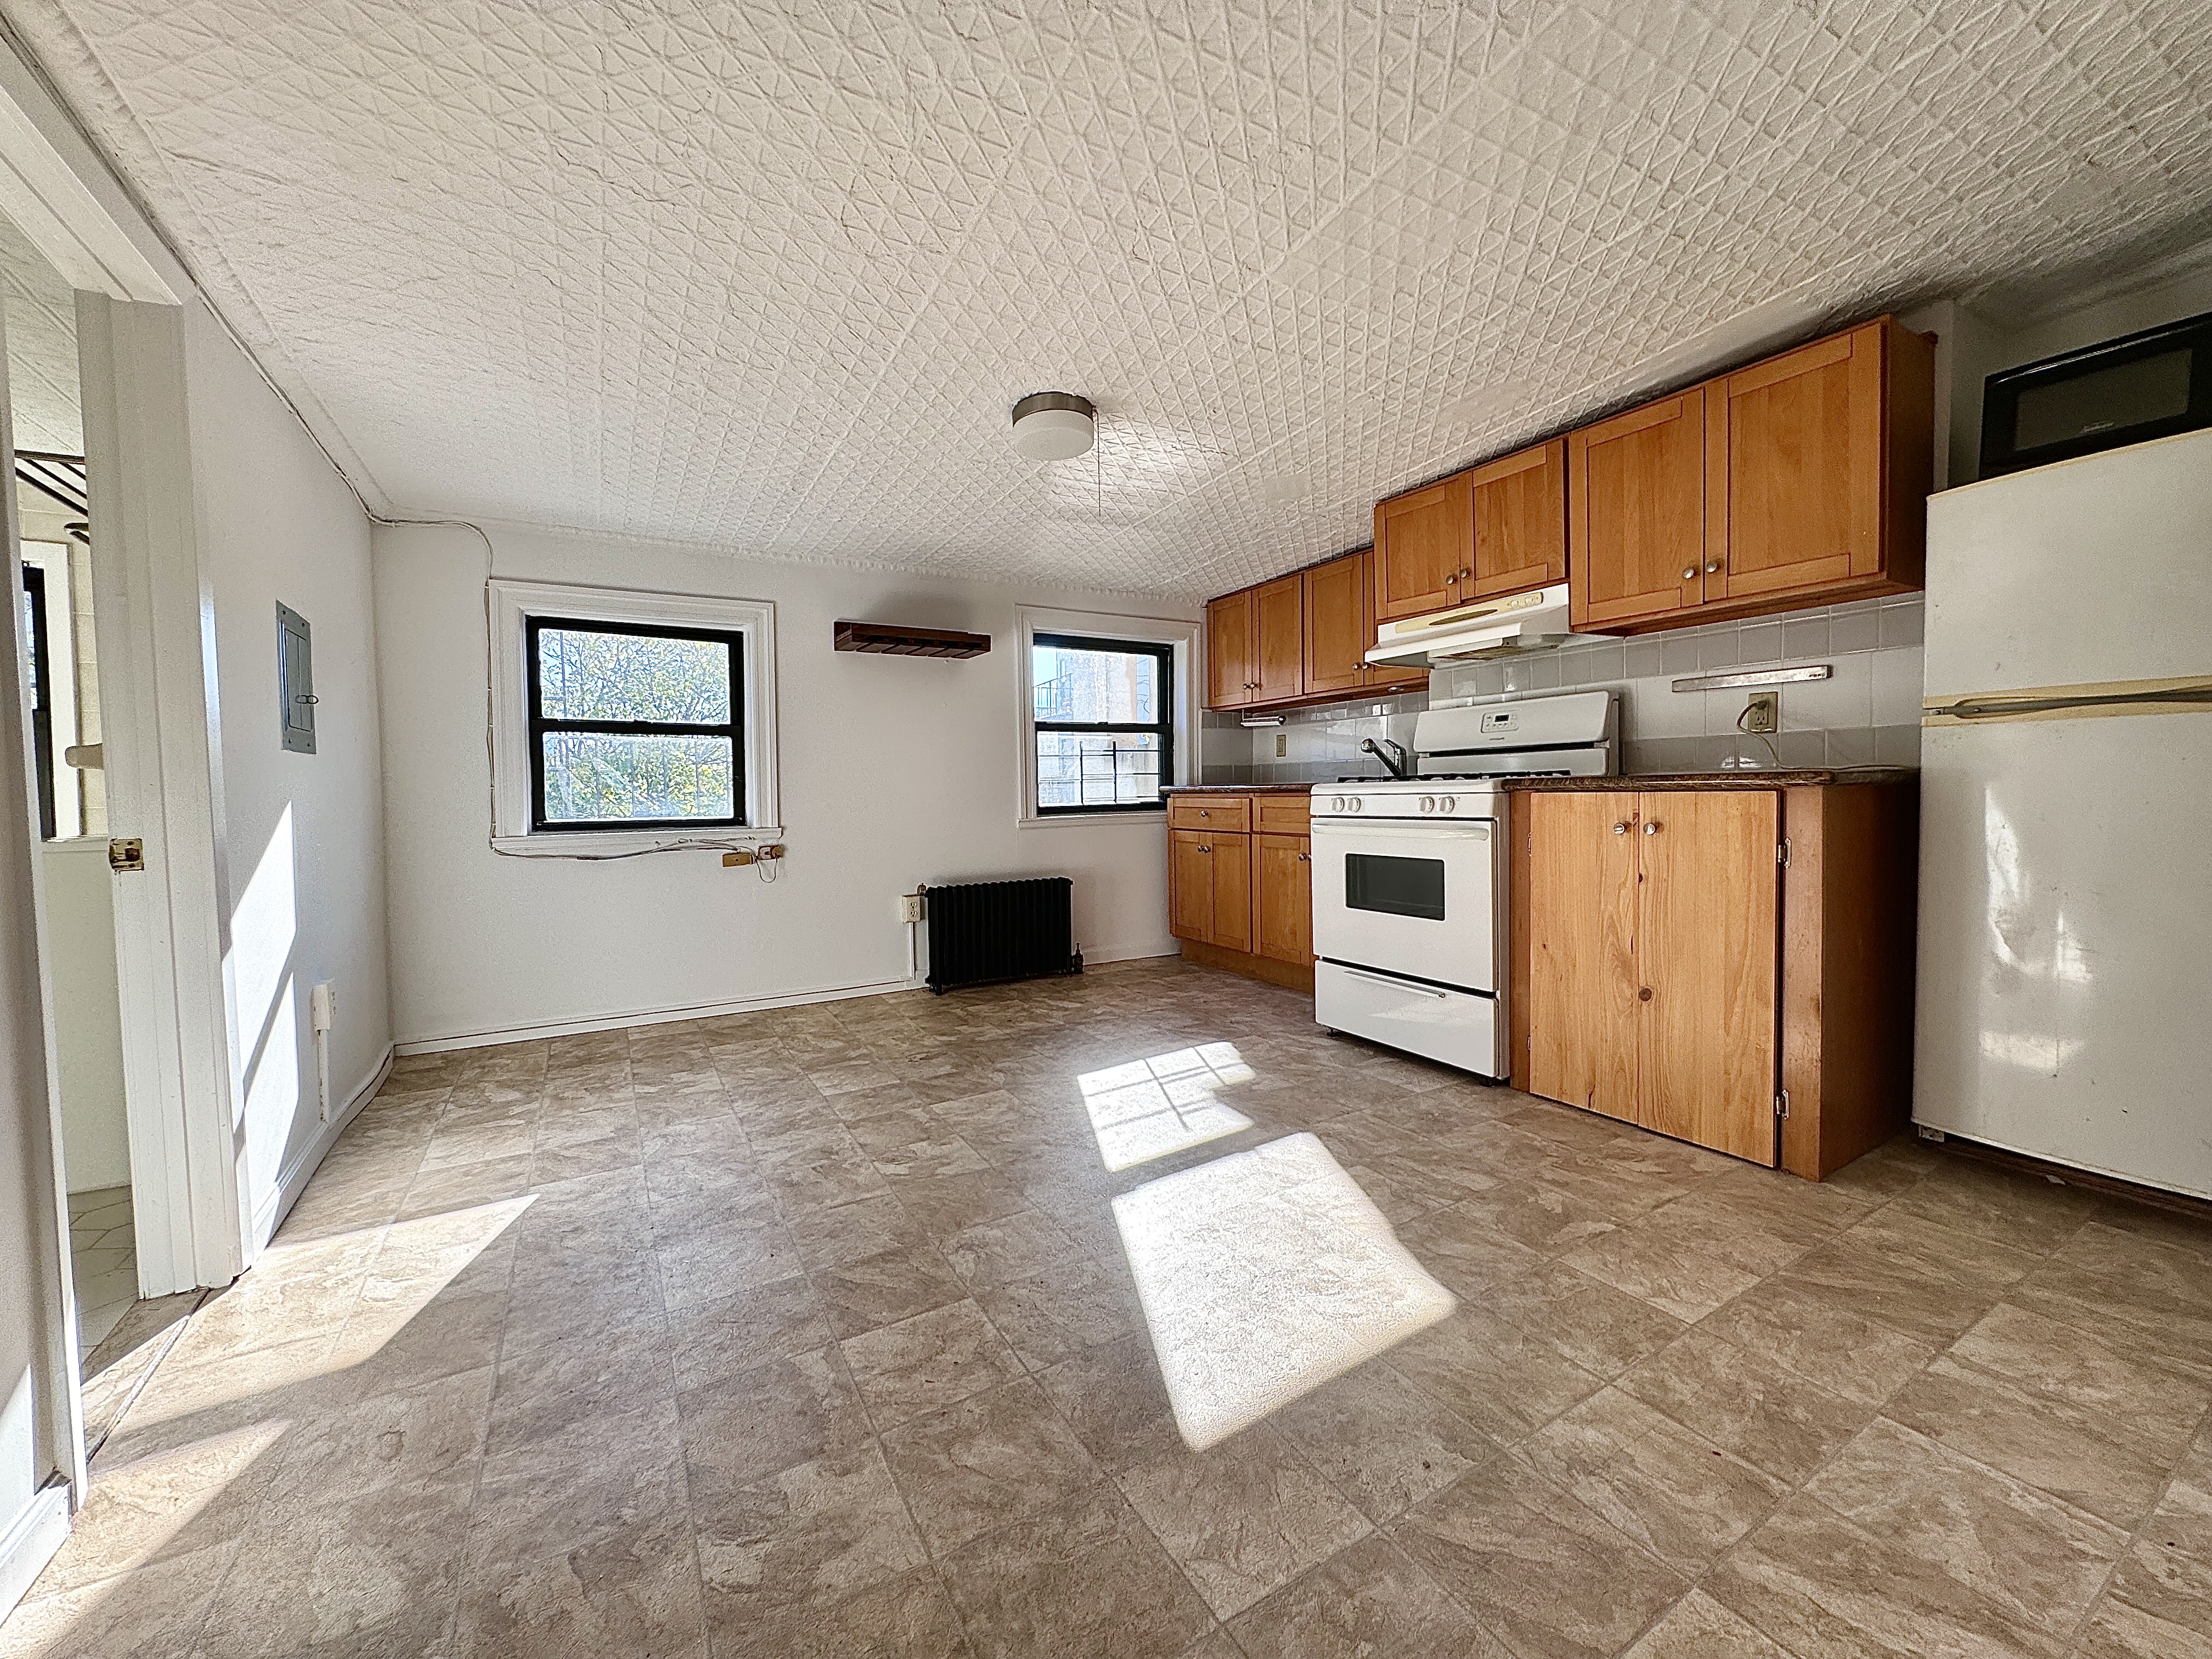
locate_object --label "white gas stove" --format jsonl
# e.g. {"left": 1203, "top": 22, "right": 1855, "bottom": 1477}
{"left": 1310, "top": 691, "right": 1615, "bottom": 1078}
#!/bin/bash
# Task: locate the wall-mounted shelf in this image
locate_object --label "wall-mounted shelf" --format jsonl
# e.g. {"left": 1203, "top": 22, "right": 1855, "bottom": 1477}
{"left": 833, "top": 620, "right": 991, "bottom": 659}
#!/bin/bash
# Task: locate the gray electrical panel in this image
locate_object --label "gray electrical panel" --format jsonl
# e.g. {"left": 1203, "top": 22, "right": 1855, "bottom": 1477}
{"left": 278, "top": 602, "right": 316, "bottom": 753}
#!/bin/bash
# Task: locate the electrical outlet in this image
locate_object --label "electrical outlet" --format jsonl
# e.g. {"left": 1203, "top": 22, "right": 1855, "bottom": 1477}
{"left": 1275, "top": 733, "right": 1288, "bottom": 758}
{"left": 898, "top": 893, "right": 924, "bottom": 924}
{"left": 1744, "top": 690, "right": 1779, "bottom": 733}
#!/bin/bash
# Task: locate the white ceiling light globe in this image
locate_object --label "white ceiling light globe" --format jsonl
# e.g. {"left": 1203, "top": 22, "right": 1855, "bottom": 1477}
{"left": 1011, "top": 391, "right": 1096, "bottom": 461}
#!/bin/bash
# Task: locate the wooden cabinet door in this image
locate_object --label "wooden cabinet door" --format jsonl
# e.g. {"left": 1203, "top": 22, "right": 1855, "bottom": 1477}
{"left": 1634, "top": 791, "right": 1779, "bottom": 1165}
{"left": 1707, "top": 321, "right": 1884, "bottom": 603}
{"left": 1210, "top": 833, "right": 1253, "bottom": 953}
{"left": 1254, "top": 834, "right": 1312, "bottom": 965}
{"left": 1525, "top": 792, "right": 1640, "bottom": 1123}
{"left": 1302, "top": 553, "right": 1371, "bottom": 696}
{"left": 1206, "top": 591, "right": 1254, "bottom": 709}
{"left": 1569, "top": 388, "right": 1708, "bottom": 631}
{"left": 1252, "top": 574, "right": 1305, "bottom": 704}
{"left": 1469, "top": 439, "right": 1568, "bottom": 598}
{"left": 1374, "top": 475, "right": 1471, "bottom": 622}
{"left": 1169, "top": 830, "right": 1213, "bottom": 943}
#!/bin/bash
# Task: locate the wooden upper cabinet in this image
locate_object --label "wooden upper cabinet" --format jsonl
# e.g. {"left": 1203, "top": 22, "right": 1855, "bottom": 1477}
{"left": 1206, "top": 590, "right": 1254, "bottom": 709}
{"left": 1569, "top": 388, "right": 1708, "bottom": 631}
{"left": 1634, "top": 791, "right": 1779, "bottom": 1165}
{"left": 1468, "top": 439, "right": 1568, "bottom": 598}
{"left": 1570, "top": 317, "right": 1934, "bottom": 633}
{"left": 1525, "top": 791, "right": 1640, "bottom": 1124}
{"left": 1303, "top": 552, "right": 1372, "bottom": 696}
{"left": 1707, "top": 324, "right": 1881, "bottom": 603}
{"left": 1252, "top": 574, "right": 1305, "bottom": 703}
{"left": 1373, "top": 476, "right": 1470, "bottom": 622}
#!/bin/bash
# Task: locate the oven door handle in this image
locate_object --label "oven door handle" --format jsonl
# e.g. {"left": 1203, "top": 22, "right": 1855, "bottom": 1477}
{"left": 1309, "top": 822, "right": 1491, "bottom": 844}
{"left": 1335, "top": 966, "right": 1451, "bottom": 999}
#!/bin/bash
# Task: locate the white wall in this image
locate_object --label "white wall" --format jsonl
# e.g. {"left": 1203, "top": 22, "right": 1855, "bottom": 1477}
{"left": 181, "top": 302, "right": 391, "bottom": 1240}
{"left": 375, "top": 522, "right": 1193, "bottom": 1048}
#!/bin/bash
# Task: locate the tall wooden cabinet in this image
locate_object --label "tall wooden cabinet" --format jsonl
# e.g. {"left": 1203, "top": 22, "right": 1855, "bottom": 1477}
{"left": 1569, "top": 317, "right": 1932, "bottom": 633}
{"left": 1373, "top": 438, "right": 1568, "bottom": 623}
{"left": 1514, "top": 778, "right": 1918, "bottom": 1180}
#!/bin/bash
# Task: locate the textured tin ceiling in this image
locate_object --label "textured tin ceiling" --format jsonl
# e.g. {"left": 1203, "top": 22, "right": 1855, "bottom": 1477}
{"left": 0, "top": 212, "right": 82, "bottom": 454}
{"left": 8, "top": 0, "right": 2211, "bottom": 595}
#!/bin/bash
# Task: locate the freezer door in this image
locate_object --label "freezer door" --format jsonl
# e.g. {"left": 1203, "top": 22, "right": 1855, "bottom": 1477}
{"left": 1925, "top": 427, "right": 2212, "bottom": 699}
{"left": 1914, "top": 714, "right": 2212, "bottom": 1199}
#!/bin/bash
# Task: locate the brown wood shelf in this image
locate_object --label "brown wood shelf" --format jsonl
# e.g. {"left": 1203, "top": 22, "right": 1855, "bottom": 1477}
{"left": 833, "top": 620, "right": 991, "bottom": 658}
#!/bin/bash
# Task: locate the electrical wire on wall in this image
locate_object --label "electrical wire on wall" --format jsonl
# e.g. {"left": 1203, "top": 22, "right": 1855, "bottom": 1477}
{"left": 369, "top": 511, "right": 780, "bottom": 865}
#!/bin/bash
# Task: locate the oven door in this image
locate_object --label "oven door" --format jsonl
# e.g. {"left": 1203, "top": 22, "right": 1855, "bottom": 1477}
{"left": 1309, "top": 817, "right": 1498, "bottom": 994}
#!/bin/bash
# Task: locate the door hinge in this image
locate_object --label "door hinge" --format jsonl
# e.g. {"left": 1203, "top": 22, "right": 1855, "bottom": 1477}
{"left": 1776, "top": 839, "right": 1791, "bottom": 866}
{"left": 1774, "top": 1089, "right": 1790, "bottom": 1119}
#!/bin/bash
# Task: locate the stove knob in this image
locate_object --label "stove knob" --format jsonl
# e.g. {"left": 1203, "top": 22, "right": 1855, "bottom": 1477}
{"left": 1349, "top": 797, "right": 1363, "bottom": 812}
{"left": 1329, "top": 795, "right": 1345, "bottom": 812}
{"left": 1440, "top": 795, "right": 1456, "bottom": 812}
{"left": 1419, "top": 795, "right": 1436, "bottom": 812}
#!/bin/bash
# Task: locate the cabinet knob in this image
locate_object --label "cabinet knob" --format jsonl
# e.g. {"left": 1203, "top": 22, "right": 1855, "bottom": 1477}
{"left": 1460, "top": 567, "right": 1472, "bottom": 580}
{"left": 1680, "top": 565, "right": 1697, "bottom": 582}
{"left": 1705, "top": 560, "right": 1722, "bottom": 574}
{"left": 1639, "top": 986, "right": 1653, "bottom": 1002}
{"left": 1446, "top": 572, "right": 1459, "bottom": 583}
{"left": 1297, "top": 853, "right": 1311, "bottom": 863}
{"left": 1644, "top": 820, "right": 1661, "bottom": 834}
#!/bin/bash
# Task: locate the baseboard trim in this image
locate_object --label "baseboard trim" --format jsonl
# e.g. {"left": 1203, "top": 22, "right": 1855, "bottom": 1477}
{"left": 395, "top": 978, "right": 910, "bottom": 1055}
{"left": 0, "top": 1481, "right": 72, "bottom": 1623}
{"left": 255, "top": 1044, "right": 396, "bottom": 1248}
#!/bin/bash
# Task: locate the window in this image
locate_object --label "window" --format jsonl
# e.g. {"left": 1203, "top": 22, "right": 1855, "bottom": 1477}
{"left": 528, "top": 617, "right": 743, "bottom": 831}
{"left": 489, "top": 580, "right": 780, "bottom": 854}
{"left": 1030, "top": 632, "right": 1172, "bottom": 814}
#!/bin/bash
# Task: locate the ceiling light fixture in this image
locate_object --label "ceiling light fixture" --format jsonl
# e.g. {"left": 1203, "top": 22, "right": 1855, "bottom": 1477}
{"left": 1010, "top": 391, "right": 1096, "bottom": 461}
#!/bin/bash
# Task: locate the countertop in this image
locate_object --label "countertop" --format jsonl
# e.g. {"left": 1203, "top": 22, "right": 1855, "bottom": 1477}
{"left": 1164, "top": 783, "right": 1323, "bottom": 795}
{"left": 1499, "top": 768, "right": 1916, "bottom": 791}
{"left": 1175, "top": 769, "right": 1915, "bottom": 795}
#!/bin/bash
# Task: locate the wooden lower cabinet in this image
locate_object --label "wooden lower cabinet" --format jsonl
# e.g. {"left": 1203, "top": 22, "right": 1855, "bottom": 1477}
{"left": 1254, "top": 834, "right": 1313, "bottom": 966}
{"left": 1169, "top": 793, "right": 1314, "bottom": 991}
{"left": 1515, "top": 780, "right": 1916, "bottom": 1179}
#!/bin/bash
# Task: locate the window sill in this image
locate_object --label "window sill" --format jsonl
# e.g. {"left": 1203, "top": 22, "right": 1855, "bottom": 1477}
{"left": 492, "top": 827, "right": 785, "bottom": 859}
{"left": 1018, "top": 811, "right": 1170, "bottom": 828}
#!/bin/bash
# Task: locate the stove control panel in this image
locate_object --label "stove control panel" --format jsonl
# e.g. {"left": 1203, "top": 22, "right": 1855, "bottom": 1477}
{"left": 1319, "top": 791, "right": 1487, "bottom": 819}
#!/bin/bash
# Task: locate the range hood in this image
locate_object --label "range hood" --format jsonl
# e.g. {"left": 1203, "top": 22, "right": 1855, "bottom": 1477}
{"left": 1364, "top": 582, "right": 1572, "bottom": 670}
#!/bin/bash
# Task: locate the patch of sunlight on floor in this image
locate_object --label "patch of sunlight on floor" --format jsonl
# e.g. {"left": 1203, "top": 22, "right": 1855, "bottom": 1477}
{"left": 74, "top": 1420, "right": 287, "bottom": 1575}
{"left": 331, "top": 1196, "right": 534, "bottom": 1364}
{"left": 1079, "top": 1042, "right": 1256, "bottom": 1172}
{"left": 1111, "top": 1133, "right": 1455, "bottom": 1451}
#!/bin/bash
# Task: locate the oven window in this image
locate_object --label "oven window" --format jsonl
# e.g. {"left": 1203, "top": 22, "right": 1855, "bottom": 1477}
{"left": 1345, "top": 853, "right": 1446, "bottom": 921}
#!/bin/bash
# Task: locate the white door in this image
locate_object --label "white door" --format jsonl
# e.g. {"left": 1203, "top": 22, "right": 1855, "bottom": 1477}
{"left": 1310, "top": 819, "right": 1498, "bottom": 994}
{"left": 1914, "top": 714, "right": 2212, "bottom": 1199}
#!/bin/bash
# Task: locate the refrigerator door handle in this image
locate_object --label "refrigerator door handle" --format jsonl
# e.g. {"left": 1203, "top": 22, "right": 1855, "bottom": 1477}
{"left": 1939, "top": 684, "right": 2212, "bottom": 721}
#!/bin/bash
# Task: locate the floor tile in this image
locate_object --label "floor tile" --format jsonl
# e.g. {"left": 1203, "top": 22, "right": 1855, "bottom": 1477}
{"left": 1483, "top": 1261, "right": 1688, "bottom": 1379}
{"left": 1223, "top": 1532, "right": 1479, "bottom": 1658}
{"left": 1117, "top": 1424, "right": 1372, "bottom": 1620}
{"left": 677, "top": 1345, "right": 874, "bottom": 1497}
{"left": 816, "top": 1241, "right": 969, "bottom": 1339}
{"left": 839, "top": 1299, "right": 1025, "bottom": 1429}
{"left": 1615, "top": 1326, "right": 1873, "bottom": 1486}
{"left": 691, "top": 1443, "right": 927, "bottom": 1625}
{"left": 938, "top": 1481, "right": 1212, "bottom": 1659}
{"left": 879, "top": 1379, "right": 1101, "bottom": 1554}
{"left": 1390, "top": 1457, "right": 1684, "bottom": 1659}
{"left": 1034, "top": 1333, "right": 1186, "bottom": 1474}
{"left": 1618, "top": 1588, "right": 1793, "bottom": 1658}
{"left": 1270, "top": 1358, "right": 1497, "bottom": 1524}
{"left": 1384, "top": 1304, "right": 1602, "bottom": 1447}
{"left": 1697, "top": 1274, "right": 1940, "bottom": 1407}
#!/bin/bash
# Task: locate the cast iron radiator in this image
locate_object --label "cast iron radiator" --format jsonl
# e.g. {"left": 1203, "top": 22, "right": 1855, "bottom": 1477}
{"left": 923, "top": 877, "right": 1082, "bottom": 994}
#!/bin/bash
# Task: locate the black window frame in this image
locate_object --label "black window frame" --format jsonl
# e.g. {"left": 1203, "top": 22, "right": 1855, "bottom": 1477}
{"left": 21, "top": 563, "right": 55, "bottom": 840}
{"left": 527, "top": 614, "right": 746, "bottom": 833}
{"left": 1030, "top": 631, "right": 1174, "bottom": 817}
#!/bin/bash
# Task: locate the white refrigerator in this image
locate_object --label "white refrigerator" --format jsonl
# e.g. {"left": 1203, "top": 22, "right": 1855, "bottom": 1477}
{"left": 1914, "top": 427, "right": 2212, "bottom": 1199}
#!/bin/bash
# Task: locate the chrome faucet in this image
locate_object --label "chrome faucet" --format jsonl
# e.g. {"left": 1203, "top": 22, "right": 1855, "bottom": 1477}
{"left": 1361, "top": 737, "right": 1413, "bottom": 780}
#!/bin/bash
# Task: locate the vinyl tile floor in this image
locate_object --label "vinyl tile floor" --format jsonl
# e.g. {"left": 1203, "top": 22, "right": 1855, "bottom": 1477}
{"left": 9, "top": 958, "right": 2212, "bottom": 1658}
{"left": 66, "top": 1187, "right": 138, "bottom": 1357}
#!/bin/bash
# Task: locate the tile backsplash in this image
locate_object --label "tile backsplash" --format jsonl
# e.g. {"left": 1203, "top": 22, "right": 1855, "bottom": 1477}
{"left": 1202, "top": 593, "right": 1925, "bottom": 783}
